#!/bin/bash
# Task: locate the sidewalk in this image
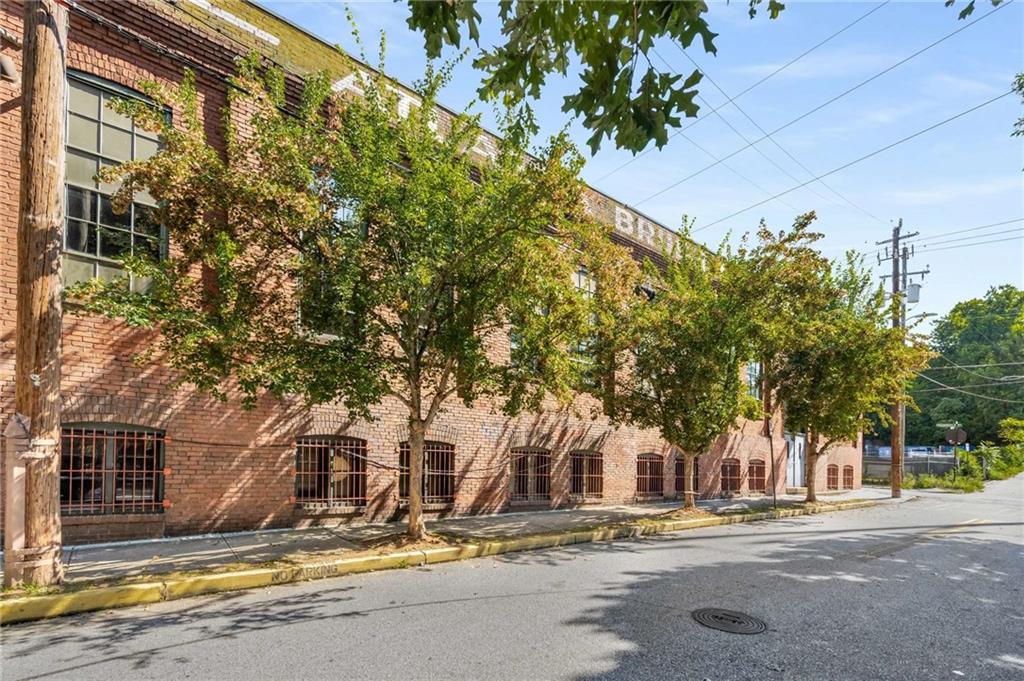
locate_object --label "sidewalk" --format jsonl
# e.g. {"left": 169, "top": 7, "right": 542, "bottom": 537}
{"left": 42, "top": 487, "right": 894, "bottom": 586}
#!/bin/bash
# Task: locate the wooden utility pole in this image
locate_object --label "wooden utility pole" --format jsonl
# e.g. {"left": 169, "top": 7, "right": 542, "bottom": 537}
{"left": 11, "top": 0, "right": 68, "bottom": 586}
{"left": 875, "top": 220, "right": 926, "bottom": 500}
{"left": 876, "top": 221, "right": 909, "bottom": 497}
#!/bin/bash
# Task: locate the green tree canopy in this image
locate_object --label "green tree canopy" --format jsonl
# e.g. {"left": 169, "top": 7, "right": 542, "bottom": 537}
{"left": 898, "top": 285, "right": 1024, "bottom": 446}
{"left": 610, "top": 232, "right": 758, "bottom": 508}
{"left": 75, "top": 52, "right": 634, "bottom": 538}
{"left": 404, "top": 0, "right": 1003, "bottom": 154}
{"left": 773, "top": 253, "right": 930, "bottom": 500}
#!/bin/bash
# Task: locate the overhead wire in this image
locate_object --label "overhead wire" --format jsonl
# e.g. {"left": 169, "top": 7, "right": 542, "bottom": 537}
{"left": 593, "top": 0, "right": 891, "bottom": 183}
{"left": 670, "top": 43, "right": 887, "bottom": 224}
{"left": 916, "top": 373, "right": 1024, "bottom": 404}
{"left": 691, "top": 89, "right": 1013, "bottom": 232}
{"left": 916, "top": 234, "right": 1023, "bottom": 254}
{"left": 633, "top": 0, "right": 1011, "bottom": 207}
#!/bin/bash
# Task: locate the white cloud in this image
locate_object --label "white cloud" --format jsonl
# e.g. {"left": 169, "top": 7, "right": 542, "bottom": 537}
{"left": 728, "top": 48, "right": 895, "bottom": 81}
{"left": 923, "top": 73, "right": 1003, "bottom": 97}
{"left": 884, "top": 177, "right": 1022, "bottom": 207}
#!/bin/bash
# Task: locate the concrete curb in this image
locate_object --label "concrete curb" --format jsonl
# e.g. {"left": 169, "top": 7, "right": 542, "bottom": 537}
{"left": 0, "top": 499, "right": 879, "bottom": 625}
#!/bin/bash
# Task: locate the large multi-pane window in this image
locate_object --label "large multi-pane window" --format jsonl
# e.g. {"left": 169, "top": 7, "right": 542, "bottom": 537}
{"left": 65, "top": 73, "right": 166, "bottom": 292}
{"left": 827, "top": 464, "right": 840, "bottom": 491}
{"left": 721, "top": 458, "right": 741, "bottom": 493}
{"left": 510, "top": 448, "right": 551, "bottom": 502}
{"left": 674, "top": 455, "right": 699, "bottom": 495}
{"left": 298, "top": 199, "right": 365, "bottom": 339}
{"left": 842, "top": 465, "right": 855, "bottom": 490}
{"left": 746, "top": 362, "right": 763, "bottom": 400}
{"left": 748, "top": 459, "right": 767, "bottom": 493}
{"left": 570, "top": 450, "right": 603, "bottom": 499}
{"left": 572, "top": 265, "right": 599, "bottom": 385}
{"left": 636, "top": 454, "right": 664, "bottom": 497}
{"left": 294, "top": 437, "right": 368, "bottom": 508}
{"left": 399, "top": 441, "right": 456, "bottom": 504}
{"left": 60, "top": 424, "right": 165, "bottom": 514}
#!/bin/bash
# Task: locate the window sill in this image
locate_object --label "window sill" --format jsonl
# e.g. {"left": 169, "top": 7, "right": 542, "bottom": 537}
{"left": 397, "top": 500, "right": 455, "bottom": 512}
{"left": 567, "top": 495, "right": 604, "bottom": 504}
{"left": 509, "top": 499, "right": 551, "bottom": 508}
{"left": 295, "top": 504, "right": 366, "bottom": 516}
{"left": 61, "top": 512, "right": 164, "bottom": 524}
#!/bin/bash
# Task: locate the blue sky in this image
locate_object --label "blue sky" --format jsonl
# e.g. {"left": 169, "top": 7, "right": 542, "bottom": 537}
{"left": 262, "top": 0, "right": 1023, "bottom": 326}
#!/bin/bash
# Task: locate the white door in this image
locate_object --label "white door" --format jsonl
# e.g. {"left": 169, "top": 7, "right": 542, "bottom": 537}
{"left": 787, "top": 434, "right": 806, "bottom": 487}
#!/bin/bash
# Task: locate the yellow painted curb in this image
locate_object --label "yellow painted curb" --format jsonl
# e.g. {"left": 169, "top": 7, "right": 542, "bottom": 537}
{"left": 0, "top": 583, "right": 164, "bottom": 625}
{"left": 2, "top": 498, "right": 880, "bottom": 625}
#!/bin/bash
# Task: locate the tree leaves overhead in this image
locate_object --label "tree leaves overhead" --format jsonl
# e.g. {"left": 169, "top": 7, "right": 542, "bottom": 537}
{"left": 407, "top": 0, "right": 717, "bottom": 154}
{"left": 405, "top": 0, "right": 1007, "bottom": 155}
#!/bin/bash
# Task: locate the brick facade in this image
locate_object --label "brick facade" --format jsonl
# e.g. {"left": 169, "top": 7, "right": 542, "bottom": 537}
{"left": 0, "top": 0, "right": 861, "bottom": 545}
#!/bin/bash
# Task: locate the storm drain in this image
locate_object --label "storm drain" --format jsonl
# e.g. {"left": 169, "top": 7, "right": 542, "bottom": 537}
{"left": 691, "top": 608, "right": 767, "bottom": 635}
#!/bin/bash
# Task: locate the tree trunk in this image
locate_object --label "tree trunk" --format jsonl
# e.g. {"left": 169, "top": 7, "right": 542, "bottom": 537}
{"left": 804, "top": 432, "right": 818, "bottom": 503}
{"left": 406, "top": 418, "right": 428, "bottom": 540}
{"left": 14, "top": 0, "right": 67, "bottom": 586}
{"left": 682, "top": 454, "right": 696, "bottom": 509}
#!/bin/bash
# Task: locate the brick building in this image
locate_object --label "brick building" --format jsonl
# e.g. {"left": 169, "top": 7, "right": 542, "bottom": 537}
{"left": 0, "top": 0, "right": 862, "bottom": 545}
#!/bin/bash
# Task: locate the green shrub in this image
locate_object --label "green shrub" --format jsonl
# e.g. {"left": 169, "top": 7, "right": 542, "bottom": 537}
{"left": 902, "top": 471, "right": 983, "bottom": 493}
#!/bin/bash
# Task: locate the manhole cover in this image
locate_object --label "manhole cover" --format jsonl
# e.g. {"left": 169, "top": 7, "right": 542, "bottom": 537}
{"left": 691, "top": 608, "right": 767, "bottom": 634}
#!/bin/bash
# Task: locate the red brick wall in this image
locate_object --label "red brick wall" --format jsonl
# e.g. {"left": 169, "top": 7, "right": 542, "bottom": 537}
{"left": 0, "top": 0, "right": 859, "bottom": 545}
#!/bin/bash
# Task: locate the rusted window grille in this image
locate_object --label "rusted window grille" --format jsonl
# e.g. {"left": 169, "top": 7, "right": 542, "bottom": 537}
{"left": 570, "top": 451, "right": 603, "bottom": 498}
{"left": 510, "top": 448, "right": 551, "bottom": 502}
{"left": 399, "top": 441, "right": 456, "bottom": 504}
{"left": 827, "top": 464, "right": 840, "bottom": 490}
{"left": 721, "top": 458, "right": 741, "bottom": 493}
{"left": 60, "top": 425, "right": 165, "bottom": 515}
{"left": 748, "top": 459, "right": 767, "bottom": 493}
{"left": 842, "top": 465, "right": 854, "bottom": 490}
{"left": 636, "top": 454, "right": 664, "bottom": 497}
{"left": 674, "top": 456, "right": 699, "bottom": 495}
{"left": 294, "top": 437, "right": 367, "bottom": 507}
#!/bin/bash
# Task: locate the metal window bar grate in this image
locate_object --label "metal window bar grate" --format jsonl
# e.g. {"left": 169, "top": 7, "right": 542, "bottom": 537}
{"left": 827, "top": 464, "right": 840, "bottom": 490}
{"left": 294, "top": 437, "right": 368, "bottom": 507}
{"left": 842, "top": 465, "right": 854, "bottom": 490}
{"left": 399, "top": 442, "right": 456, "bottom": 504}
{"left": 636, "top": 454, "right": 664, "bottom": 497}
{"left": 60, "top": 426, "right": 165, "bottom": 515}
{"left": 510, "top": 449, "right": 551, "bottom": 502}
{"left": 748, "top": 459, "right": 767, "bottom": 493}
{"left": 570, "top": 451, "right": 603, "bottom": 498}
{"left": 721, "top": 458, "right": 741, "bottom": 493}
{"left": 674, "top": 456, "right": 699, "bottom": 494}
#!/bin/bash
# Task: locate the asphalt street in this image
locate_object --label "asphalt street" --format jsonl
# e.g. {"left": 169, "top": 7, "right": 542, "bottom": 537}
{"left": 2, "top": 479, "right": 1021, "bottom": 681}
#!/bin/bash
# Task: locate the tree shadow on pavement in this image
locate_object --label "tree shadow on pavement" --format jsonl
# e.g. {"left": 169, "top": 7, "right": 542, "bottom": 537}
{"left": 562, "top": 523, "right": 1024, "bottom": 681}
{"left": 2, "top": 520, "right": 1022, "bottom": 681}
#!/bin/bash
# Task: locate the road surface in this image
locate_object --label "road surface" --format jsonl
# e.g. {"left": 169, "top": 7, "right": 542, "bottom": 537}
{"left": 2, "top": 479, "right": 1022, "bottom": 680}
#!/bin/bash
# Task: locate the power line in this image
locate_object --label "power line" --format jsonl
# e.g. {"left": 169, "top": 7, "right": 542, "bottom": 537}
{"left": 914, "top": 379, "right": 1024, "bottom": 392}
{"left": 634, "top": 0, "right": 1011, "bottom": 207}
{"left": 917, "top": 372, "right": 1024, "bottom": 403}
{"left": 593, "top": 0, "right": 890, "bottom": 184}
{"left": 922, "top": 361, "right": 1024, "bottom": 369}
{"left": 919, "top": 234, "right": 1023, "bottom": 254}
{"left": 932, "top": 354, "right": 1023, "bottom": 380}
{"left": 692, "top": 90, "right": 1013, "bottom": 232}
{"left": 650, "top": 45, "right": 838, "bottom": 212}
{"left": 907, "top": 217, "right": 1024, "bottom": 245}
{"left": 917, "top": 227, "right": 1023, "bottom": 250}
{"left": 865, "top": 217, "right": 1024, "bottom": 255}
{"left": 670, "top": 43, "right": 886, "bottom": 225}
{"left": 916, "top": 373, "right": 1024, "bottom": 404}
{"left": 678, "top": 130, "right": 802, "bottom": 213}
